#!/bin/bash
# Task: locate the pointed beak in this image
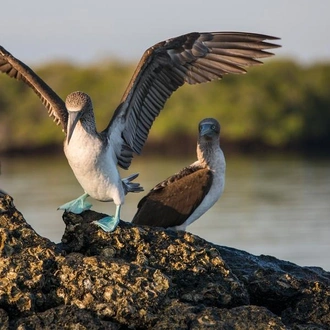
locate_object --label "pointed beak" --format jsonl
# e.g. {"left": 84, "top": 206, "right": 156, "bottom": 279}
{"left": 200, "top": 124, "right": 213, "bottom": 137}
{"left": 67, "top": 111, "right": 82, "bottom": 144}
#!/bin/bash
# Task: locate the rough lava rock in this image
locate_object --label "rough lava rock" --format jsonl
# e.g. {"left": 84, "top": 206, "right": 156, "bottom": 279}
{"left": 0, "top": 192, "right": 329, "bottom": 329}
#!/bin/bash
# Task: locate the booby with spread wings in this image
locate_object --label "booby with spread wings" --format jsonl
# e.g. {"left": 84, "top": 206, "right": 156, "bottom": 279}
{"left": 132, "top": 118, "right": 225, "bottom": 230}
{"left": 0, "top": 32, "right": 279, "bottom": 232}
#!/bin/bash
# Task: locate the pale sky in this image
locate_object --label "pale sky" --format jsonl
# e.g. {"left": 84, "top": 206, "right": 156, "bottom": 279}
{"left": 1, "top": 0, "right": 329, "bottom": 65}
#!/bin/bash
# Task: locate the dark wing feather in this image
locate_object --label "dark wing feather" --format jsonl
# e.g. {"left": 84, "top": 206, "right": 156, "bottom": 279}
{"left": 110, "top": 32, "right": 280, "bottom": 169}
{"left": 132, "top": 166, "right": 213, "bottom": 228}
{"left": 0, "top": 46, "right": 67, "bottom": 132}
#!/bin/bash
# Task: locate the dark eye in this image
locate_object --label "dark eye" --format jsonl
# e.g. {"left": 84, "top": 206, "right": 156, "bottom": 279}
{"left": 212, "top": 125, "right": 216, "bottom": 130}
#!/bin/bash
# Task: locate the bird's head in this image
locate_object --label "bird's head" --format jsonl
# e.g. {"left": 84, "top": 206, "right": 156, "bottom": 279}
{"left": 199, "top": 118, "right": 220, "bottom": 141}
{"left": 197, "top": 118, "right": 221, "bottom": 165}
{"left": 65, "top": 91, "right": 93, "bottom": 144}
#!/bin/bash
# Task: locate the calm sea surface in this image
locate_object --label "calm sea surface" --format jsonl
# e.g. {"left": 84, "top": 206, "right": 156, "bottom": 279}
{"left": 1, "top": 152, "right": 330, "bottom": 271}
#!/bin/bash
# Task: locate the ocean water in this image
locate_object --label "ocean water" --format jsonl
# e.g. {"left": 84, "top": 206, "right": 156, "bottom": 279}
{"left": 1, "top": 152, "right": 330, "bottom": 271}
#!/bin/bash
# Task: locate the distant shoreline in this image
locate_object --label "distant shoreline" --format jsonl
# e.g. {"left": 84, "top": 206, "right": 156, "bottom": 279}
{"left": 1, "top": 136, "right": 329, "bottom": 159}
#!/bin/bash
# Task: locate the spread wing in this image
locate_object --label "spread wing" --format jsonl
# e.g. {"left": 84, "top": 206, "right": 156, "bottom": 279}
{"left": 132, "top": 166, "right": 213, "bottom": 228}
{"left": 109, "top": 32, "right": 280, "bottom": 169}
{"left": 0, "top": 46, "right": 67, "bottom": 131}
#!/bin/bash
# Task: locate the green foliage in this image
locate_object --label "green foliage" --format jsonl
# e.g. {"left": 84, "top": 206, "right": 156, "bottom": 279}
{"left": 0, "top": 58, "right": 329, "bottom": 152}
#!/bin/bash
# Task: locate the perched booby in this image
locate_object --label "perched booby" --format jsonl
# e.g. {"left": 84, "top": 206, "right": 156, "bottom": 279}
{"left": 132, "top": 118, "right": 225, "bottom": 230}
{"left": 0, "top": 32, "right": 279, "bottom": 232}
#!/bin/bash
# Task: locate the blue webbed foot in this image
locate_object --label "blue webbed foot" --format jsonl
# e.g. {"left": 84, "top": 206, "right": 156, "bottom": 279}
{"left": 58, "top": 193, "right": 92, "bottom": 214}
{"left": 93, "top": 204, "right": 121, "bottom": 232}
{"left": 93, "top": 216, "right": 119, "bottom": 232}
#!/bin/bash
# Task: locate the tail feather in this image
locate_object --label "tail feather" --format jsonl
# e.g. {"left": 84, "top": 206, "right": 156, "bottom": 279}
{"left": 122, "top": 173, "right": 144, "bottom": 194}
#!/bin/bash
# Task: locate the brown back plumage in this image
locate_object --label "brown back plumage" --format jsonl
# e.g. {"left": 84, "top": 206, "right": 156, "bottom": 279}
{"left": 132, "top": 166, "right": 213, "bottom": 228}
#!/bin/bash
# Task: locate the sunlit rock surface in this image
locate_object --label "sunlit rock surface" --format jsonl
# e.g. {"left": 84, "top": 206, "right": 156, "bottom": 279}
{"left": 0, "top": 192, "right": 329, "bottom": 329}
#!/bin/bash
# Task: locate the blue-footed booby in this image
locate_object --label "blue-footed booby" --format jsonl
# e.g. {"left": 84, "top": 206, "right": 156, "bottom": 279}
{"left": 132, "top": 118, "right": 225, "bottom": 230}
{"left": 0, "top": 32, "right": 279, "bottom": 232}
